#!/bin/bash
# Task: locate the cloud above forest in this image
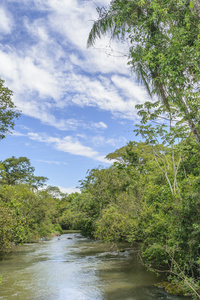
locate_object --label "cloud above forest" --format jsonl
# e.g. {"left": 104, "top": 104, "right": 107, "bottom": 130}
{"left": 0, "top": 0, "right": 151, "bottom": 131}
{"left": 26, "top": 131, "right": 109, "bottom": 163}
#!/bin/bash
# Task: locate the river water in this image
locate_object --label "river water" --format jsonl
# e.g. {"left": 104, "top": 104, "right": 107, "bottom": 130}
{"left": 0, "top": 233, "right": 190, "bottom": 300}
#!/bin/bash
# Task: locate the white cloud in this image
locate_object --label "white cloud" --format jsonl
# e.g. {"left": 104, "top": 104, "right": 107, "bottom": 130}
{"left": 47, "top": 0, "right": 94, "bottom": 49}
{"left": 67, "top": 73, "right": 147, "bottom": 118}
{"left": 18, "top": 125, "right": 31, "bottom": 130}
{"left": 95, "top": 155, "right": 111, "bottom": 164}
{"left": 0, "top": 0, "right": 151, "bottom": 133}
{"left": 0, "top": 50, "right": 60, "bottom": 99}
{"left": 111, "top": 75, "right": 149, "bottom": 104}
{"left": 92, "top": 122, "right": 107, "bottom": 129}
{"left": 37, "top": 159, "right": 68, "bottom": 166}
{"left": 70, "top": 43, "right": 129, "bottom": 75}
{"left": 77, "top": 134, "right": 127, "bottom": 148}
{"left": 93, "top": 136, "right": 127, "bottom": 147}
{"left": 54, "top": 136, "right": 98, "bottom": 157}
{"left": 58, "top": 186, "right": 80, "bottom": 194}
{"left": 24, "top": 18, "right": 49, "bottom": 42}
{"left": 11, "top": 131, "right": 26, "bottom": 137}
{"left": 27, "top": 131, "right": 109, "bottom": 163}
{"left": 47, "top": 0, "right": 129, "bottom": 75}
{"left": 0, "top": 7, "right": 14, "bottom": 35}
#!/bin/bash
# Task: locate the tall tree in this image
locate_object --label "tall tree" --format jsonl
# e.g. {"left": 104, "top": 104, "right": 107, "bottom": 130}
{"left": 0, "top": 78, "right": 20, "bottom": 140}
{"left": 0, "top": 156, "right": 48, "bottom": 187}
{"left": 87, "top": 0, "right": 200, "bottom": 143}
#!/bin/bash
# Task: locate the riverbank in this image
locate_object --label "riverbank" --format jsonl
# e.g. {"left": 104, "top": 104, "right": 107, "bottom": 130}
{"left": 155, "top": 282, "right": 192, "bottom": 298}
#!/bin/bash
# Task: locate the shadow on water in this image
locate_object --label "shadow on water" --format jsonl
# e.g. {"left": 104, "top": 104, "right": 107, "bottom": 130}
{"left": 104, "top": 285, "right": 190, "bottom": 300}
{"left": 0, "top": 233, "right": 192, "bottom": 300}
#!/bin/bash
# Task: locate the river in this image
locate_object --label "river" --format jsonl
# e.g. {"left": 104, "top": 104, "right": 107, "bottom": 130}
{"left": 0, "top": 233, "right": 190, "bottom": 300}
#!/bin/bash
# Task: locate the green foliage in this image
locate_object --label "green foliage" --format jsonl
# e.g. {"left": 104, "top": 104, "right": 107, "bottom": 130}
{"left": 0, "top": 172, "right": 63, "bottom": 252}
{"left": 58, "top": 191, "right": 97, "bottom": 236}
{"left": 88, "top": 0, "right": 200, "bottom": 144}
{"left": 0, "top": 156, "right": 48, "bottom": 187}
{"left": 87, "top": 7, "right": 200, "bottom": 293}
{"left": 82, "top": 0, "right": 200, "bottom": 295}
{"left": 142, "top": 243, "right": 169, "bottom": 268}
{"left": 95, "top": 205, "right": 135, "bottom": 242}
{"left": 0, "top": 201, "right": 17, "bottom": 250}
{"left": 58, "top": 139, "right": 200, "bottom": 297}
{"left": 0, "top": 78, "right": 20, "bottom": 140}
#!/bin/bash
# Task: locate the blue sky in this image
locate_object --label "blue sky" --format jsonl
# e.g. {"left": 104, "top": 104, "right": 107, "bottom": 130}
{"left": 0, "top": 0, "right": 150, "bottom": 193}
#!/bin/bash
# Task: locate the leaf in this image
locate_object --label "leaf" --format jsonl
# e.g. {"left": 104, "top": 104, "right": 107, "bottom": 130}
{"left": 190, "top": 1, "right": 195, "bottom": 9}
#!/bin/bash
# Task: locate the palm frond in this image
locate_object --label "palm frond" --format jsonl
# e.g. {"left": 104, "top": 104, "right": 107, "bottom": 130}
{"left": 87, "top": 1, "right": 138, "bottom": 48}
{"left": 87, "top": 11, "right": 115, "bottom": 47}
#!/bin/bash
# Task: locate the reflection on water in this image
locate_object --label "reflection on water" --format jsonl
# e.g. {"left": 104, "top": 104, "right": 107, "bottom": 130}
{"left": 0, "top": 234, "right": 190, "bottom": 300}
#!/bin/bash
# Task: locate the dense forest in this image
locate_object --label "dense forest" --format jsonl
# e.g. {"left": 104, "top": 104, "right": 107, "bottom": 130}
{"left": 0, "top": 78, "right": 64, "bottom": 250}
{"left": 1, "top": 0, "right": 200, "bottom": 298}
{"left": 59, "top": 138, "right": 200, "bottom": 297}
{"left": 86, "top": 1, "right": 200, "bottom": 296}
{"left": 0, "top": 156, "right": 64, "bottom": 250}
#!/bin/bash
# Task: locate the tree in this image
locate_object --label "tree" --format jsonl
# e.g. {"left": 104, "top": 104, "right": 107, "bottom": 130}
{"left": 0, "top": 156, "right": 48, "bottom": 187}
{"left": 0, "top": 184, "right": 61, "bottom": 248}
{"left": 45, "top": 186, "right": 66, "bottom": 199}
{"left": 0, "top": 78, "right": 20, "bottom": 140}
{"left": 56, "top": 137, "right": 198, "bottom": 296}
{"left": 87, "top": 0, "right": 200, "bottom": 144}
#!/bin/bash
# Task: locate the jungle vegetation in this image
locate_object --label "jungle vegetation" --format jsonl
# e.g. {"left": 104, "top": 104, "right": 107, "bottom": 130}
{"left": 58, "top": 138, "right": 200, "bottom": 298}
{"left": 55, "top": 0, "right": 200, "bottom": 297}
{"left": 0, "top": 155, "right": 65, "bottom": 251}
{"left": 0, "top": 78, "right": 64, "bottom": 251}
{"left": 1, "top": 0, "right": 200, "bottom": 297}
